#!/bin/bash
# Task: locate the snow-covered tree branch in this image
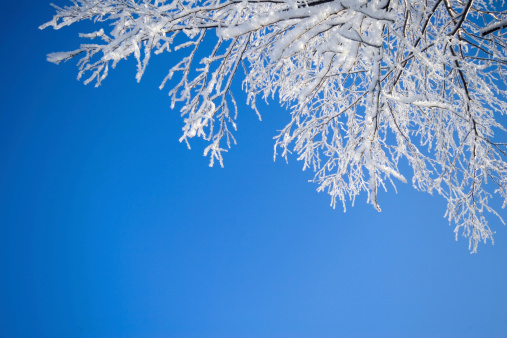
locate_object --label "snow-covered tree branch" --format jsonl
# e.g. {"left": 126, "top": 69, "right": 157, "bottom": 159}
{"left": 41, "top": 0, "right": 507, "bottom": 252}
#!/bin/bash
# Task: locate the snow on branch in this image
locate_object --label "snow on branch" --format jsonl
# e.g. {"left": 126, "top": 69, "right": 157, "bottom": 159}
{"left": 41, "top": 0, "right": 507, "bottom": 252}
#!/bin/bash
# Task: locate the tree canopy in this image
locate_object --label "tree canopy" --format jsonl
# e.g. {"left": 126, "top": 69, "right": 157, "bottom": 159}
{"left": 41, "top": 0, "right": 507, "bottom": 252}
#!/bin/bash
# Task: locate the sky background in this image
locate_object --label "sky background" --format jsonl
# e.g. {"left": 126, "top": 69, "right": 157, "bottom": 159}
{"left": 1, "top": 1, "right": 507, "bottom": 337}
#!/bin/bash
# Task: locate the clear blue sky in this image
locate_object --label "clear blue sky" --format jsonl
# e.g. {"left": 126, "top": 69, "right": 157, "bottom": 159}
{"left": 1, "top": 1, "right": 507, "bottom": 337}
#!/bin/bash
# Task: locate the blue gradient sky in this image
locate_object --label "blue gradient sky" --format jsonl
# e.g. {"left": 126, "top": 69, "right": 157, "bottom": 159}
{"left": 1, "top": 2, "right": 507, "bottom": 337}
